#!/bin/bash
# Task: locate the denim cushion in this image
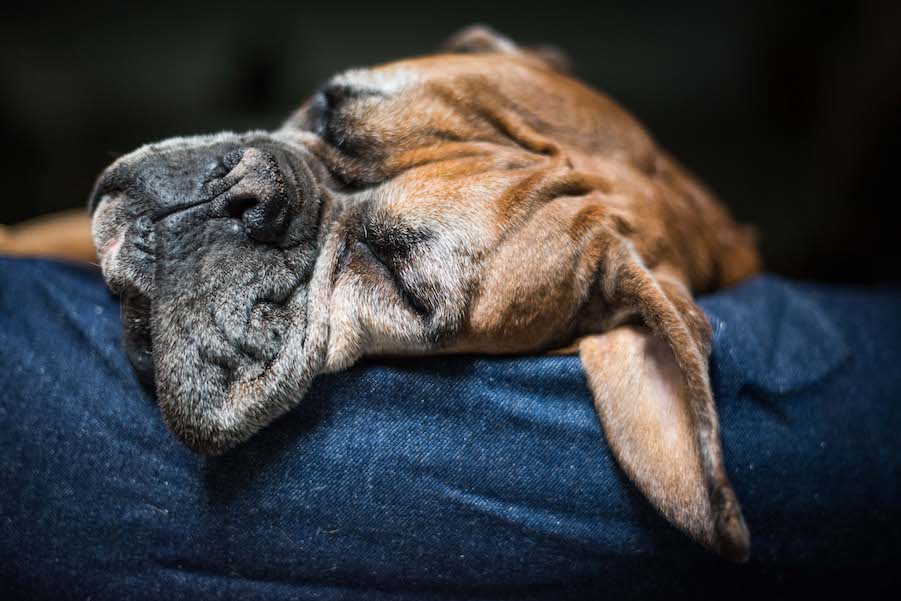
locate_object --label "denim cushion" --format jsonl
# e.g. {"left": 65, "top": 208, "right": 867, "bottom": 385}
{"left": 1, "top": 257, "right": 899, "bottom": 600}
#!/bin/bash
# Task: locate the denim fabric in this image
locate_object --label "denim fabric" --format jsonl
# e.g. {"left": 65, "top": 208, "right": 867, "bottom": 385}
{"left": 1, "top": 257, "right": 899, "bottom": 600}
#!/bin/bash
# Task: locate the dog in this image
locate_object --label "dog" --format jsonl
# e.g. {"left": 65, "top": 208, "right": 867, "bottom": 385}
{"left": 87, "top": 26, "right": 760, "bottom": 561}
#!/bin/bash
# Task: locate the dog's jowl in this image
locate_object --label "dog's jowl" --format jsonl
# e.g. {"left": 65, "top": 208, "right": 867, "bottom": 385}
{"left": 90, "top": 25, "right": 760, "bottom": 561}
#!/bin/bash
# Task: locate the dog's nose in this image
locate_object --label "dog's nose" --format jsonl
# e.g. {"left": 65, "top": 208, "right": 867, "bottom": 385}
{"left": 89, "top": 144, "right": 302, "bottom": 245}
{"left": 217, "top": 147, "right": 293, "bottom": 244}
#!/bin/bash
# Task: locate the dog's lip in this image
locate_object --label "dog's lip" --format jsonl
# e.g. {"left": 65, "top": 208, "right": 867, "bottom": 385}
{"left": 101, "top": 234, "right": 123, "bottom": 257}
{"left": 149, "top": 197, "right": 218, "bottom": 223}
{"left": 97, "top": 233, "right": 124, "bottom": 274}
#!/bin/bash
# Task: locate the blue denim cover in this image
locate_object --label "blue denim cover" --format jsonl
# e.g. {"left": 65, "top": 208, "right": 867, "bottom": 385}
{"left": 1, "top": 257, "right": 899, "bottom": 599}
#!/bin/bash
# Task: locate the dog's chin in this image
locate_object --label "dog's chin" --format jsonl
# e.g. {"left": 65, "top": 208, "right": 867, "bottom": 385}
{"left": 103, "top": 210, "right": 324, "bottom": 455}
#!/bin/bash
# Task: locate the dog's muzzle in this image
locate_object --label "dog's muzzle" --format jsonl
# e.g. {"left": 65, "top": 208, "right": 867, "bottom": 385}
{"left": 90, "top": 142, "right": 317, "bottom": 245}
{"left": 88, "top": 135, "right": 326, "bottom": 453}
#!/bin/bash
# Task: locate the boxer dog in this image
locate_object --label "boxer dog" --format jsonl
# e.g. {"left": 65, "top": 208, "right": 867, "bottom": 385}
{"left": 88, "top": 26, "right": 760, "bottom": 561}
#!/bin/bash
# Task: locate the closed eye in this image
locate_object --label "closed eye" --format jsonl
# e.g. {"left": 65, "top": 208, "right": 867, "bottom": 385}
{"left": 308, "top": 82, "right": 388, "bottom": 148}
{"left": 308, "top": 88, "right": 334, "bottom": 138}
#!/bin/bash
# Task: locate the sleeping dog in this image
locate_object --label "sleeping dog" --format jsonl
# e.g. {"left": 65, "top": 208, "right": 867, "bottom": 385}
{"left": 89, "top": 26, "right": 760, "bottom": 561}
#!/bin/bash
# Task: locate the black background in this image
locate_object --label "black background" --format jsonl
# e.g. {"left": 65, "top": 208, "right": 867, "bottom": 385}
{"left": 2, "top": 0, "right": 899, "bottom": 283}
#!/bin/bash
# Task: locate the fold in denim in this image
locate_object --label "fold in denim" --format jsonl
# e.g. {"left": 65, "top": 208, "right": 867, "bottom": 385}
{"left": 1, "top": 258, "right": 899, "bottom": 600}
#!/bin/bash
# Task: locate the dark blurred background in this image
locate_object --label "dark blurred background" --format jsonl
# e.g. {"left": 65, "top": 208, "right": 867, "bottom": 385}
{"left": 2, "top": 1, "right": 899, "bottom": 283}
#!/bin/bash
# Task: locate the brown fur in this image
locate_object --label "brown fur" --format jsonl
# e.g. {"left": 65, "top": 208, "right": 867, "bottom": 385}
{"left": 293, "top": 29, "right": 760, "bottom": 559}
{"left": 18, "top": 25, "right": 761, "bottom": 560}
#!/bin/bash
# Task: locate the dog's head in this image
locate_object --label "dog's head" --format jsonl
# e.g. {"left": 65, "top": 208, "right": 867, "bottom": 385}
{"left": 90, "top": 26, "right": 759, "bottom": 560}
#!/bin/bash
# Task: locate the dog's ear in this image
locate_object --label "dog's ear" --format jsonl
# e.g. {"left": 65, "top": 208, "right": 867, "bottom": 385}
{"left": 440, "top": 24, "right": 572, "bottom": 74}
{"left": 578, "top": 234, "right": 750, "bottom": 561}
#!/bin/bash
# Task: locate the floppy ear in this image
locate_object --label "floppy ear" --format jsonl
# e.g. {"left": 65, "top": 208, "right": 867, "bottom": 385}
{"left": 579, "top": 235, "right": 750, "bottom": 561}
{"left": 440, "top": 24, "right": 572, "bottom": 74}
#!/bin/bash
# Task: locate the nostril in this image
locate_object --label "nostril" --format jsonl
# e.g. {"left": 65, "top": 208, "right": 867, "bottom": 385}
{"left": 224, "top": 194, "right": 259, "bottom": 219}
{"left": 241, "top": 194, "right": 290, "bottom": 244}
{"left": 216, "top": 147, "right": 294, "bottom": 244}
{"left": 223, "top": 190, "right": 289, "bottom": 244}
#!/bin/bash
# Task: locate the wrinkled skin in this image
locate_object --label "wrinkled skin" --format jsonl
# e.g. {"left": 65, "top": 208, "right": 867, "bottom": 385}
{"left": 90, "top": 27, "right": 760, "bottom": 560}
